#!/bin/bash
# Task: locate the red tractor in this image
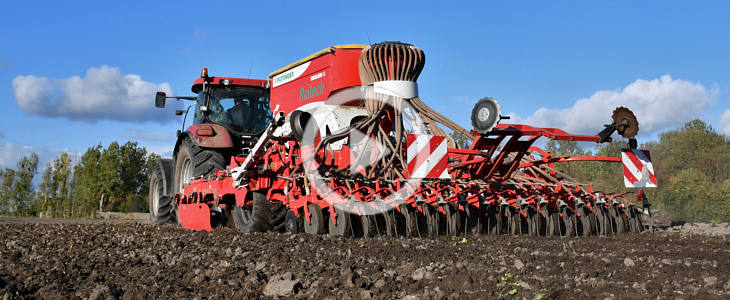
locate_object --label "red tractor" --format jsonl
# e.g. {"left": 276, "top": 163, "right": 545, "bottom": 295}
{"left": 148, "top": 68, "right": 272, "bottom": 224}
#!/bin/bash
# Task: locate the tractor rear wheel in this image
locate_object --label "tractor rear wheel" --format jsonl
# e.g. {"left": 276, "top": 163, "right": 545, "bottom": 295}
{"left": 173, "top": 137, "right": 227, "bottom": 195}
{"left": 232, "top": 191, "right": 274, "bottom": 233}
{"left": 148, "top": 165, "right": 173, "bottom": 224}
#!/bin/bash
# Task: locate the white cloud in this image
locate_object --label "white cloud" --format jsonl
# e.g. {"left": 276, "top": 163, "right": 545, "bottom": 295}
{"left": 720, "top": 110, "right": 730, "bottom": 136}
{"left": 12, "top": 65, "right": 178, "bottom": 123}
{"left": 524, "top": 75, "right": 712, "bottom": 137}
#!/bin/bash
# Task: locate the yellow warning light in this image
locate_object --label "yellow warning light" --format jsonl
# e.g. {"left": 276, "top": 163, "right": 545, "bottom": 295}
{"left": 201, "top": 67, "right": 208, "bottom": 78}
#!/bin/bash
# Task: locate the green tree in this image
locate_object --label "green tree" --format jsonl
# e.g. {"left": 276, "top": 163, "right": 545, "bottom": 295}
{"left": 0, "top": 168, "right": 16, "bottom": 214}
{"left": 12, "top": 153, "right": 39, "bottom": 216}
{"left": 71, "top": 141, "right": 154, "bottom": 215}
{"left": 71, "top": 144, "right": 102, "bottom": 217}
{"left": 37, "top": 162, "right": 54, "bottom": 217}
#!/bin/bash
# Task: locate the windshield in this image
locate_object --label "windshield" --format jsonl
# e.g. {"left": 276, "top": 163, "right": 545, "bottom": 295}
{"left": 195, "top": 86, "right": 272, "bottom": 135}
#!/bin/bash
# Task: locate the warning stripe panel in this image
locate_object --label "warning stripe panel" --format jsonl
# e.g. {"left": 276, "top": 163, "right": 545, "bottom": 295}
{"left": 407, "top": 134, "right": 450, "bottom": 179}
{"left": 621, "top": 149, "right": 657, "bottom": 188}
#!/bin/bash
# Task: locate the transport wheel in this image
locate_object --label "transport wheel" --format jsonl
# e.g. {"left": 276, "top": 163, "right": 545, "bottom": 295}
{"left": 232, "top": 191, "right": 274, "bottom": 233}
{"left": 149, "top": 164, "right": 174, "bottom": 224}
{"left": 173, "top": 137, "right": 227, "bottom": 195}
{"left": 303, "top": 203, "right": 326, "bottom": 235}
{"left": 284, "top": 210, "right": 299, "bottom": 234}
{"left": 328, "top": 207, "right": 351, "bottom": 237}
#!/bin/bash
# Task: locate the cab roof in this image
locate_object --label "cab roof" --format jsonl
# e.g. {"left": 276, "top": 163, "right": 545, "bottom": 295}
{"left": 191, "top": 77, "right": 268, "bottom": 93}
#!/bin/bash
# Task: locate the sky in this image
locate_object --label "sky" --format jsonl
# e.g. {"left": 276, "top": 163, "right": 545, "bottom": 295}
{"left": 1, "top": 0, "right": 729, "bottom": 171}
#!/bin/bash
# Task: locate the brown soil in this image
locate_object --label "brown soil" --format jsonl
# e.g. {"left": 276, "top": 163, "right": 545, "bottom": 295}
{"left": 1, "top": 220, "right": 729, "bottom": 299}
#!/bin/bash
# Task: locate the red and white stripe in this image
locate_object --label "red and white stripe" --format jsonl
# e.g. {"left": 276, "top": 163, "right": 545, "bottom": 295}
{"left": 406, "top": 134, "right": 450, "bottom": 179}
{"left": 621, "top": 149, "right": 657, "bottom": 188}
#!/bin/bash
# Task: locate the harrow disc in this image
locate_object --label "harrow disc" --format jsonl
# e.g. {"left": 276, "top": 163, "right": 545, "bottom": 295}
{"left": 560, "top": 207, "right": 576, "bottom": 237}
{"left": 471, "top": 97, "right": 502, "bottom": 134}
{"left": 424, "top": 204, "right": 440, "bottom": 237}
{"left": 400, "top": 205, "right": 419, "bottom": 237}
{"left": 508, "top": 208, "right": 521, "bottom": 235}
{"left": 361, "top": 215, "right": 378, "bottom": 238}
{"left": 594, "top": 205, "right": 611, "bottom": 236}
{"left": 328, "top": 208, "right": 352, "bottom": 237}
{"left": 526, "top": 205, "right": 540, "bottom": 236}
{"left": 444, "top": 204, "right": 461, "bottom": 236}
{"left": 612, "top": 107, "right": 639, "bottom": 138}
{"left": 303, "top": 204, "right": 326, "bottom": 235}
{"left": 578, "top": 207, "right": 595, "bottom": 237}
{"left": 547, "top": 209, "right": 560, "bottom": 237}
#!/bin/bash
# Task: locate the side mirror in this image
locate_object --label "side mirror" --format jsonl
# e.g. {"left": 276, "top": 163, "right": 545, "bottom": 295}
{"left": 155, "top": 92, "right": 166, "bottom": 108}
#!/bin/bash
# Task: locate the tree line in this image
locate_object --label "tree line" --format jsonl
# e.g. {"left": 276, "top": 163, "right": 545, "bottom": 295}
{"left": 0, "top": 141, "right": 158, "bottom": 218}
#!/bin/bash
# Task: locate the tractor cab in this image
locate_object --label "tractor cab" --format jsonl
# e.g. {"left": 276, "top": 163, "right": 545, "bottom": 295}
{"left": 190, "top": 72, "right": 272, "bottom": 137}
{"left": 155, "top": 68, "right": 273, "bottom": 150}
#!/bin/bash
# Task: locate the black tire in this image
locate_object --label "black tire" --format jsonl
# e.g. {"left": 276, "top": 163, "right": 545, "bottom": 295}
{"left": 173, "top": 137, "right": 227, "bottom": 195}
{"left": 284, "top": 210, "right": 300, "bottom": 234}
{"left": 232, "top": 191, "right": 274, "bottom": 233}
{"left": 149, "top": 165, "right": 173, "bottom": 224}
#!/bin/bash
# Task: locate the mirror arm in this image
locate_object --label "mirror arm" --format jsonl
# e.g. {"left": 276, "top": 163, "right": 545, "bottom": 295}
{"left": 181, "top": 103, "right": 196, "bottom": 133}
{"left": 167, "top": 96, "right": 197, "bottom": 100}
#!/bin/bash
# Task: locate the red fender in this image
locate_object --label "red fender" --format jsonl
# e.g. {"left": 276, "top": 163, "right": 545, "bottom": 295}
{"left": 186, "top": 124, "right": 233, "bottom": 148}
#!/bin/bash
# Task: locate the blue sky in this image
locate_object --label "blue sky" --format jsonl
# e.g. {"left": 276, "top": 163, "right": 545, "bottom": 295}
{"left": 1, "top": 1, "right": 729, "bottom": 170}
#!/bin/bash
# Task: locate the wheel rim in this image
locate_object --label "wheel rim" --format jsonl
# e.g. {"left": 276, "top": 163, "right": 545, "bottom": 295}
{"left": 150, "top": 178, "right": 160, "bottom": 216}
{"left": 179, "top": 157, "right": 193, "bottom": 193}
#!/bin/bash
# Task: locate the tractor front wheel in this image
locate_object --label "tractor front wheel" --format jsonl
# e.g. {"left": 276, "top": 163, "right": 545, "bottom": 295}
{"left": 173, "top": 137, "right": 227, "bottom": 195}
